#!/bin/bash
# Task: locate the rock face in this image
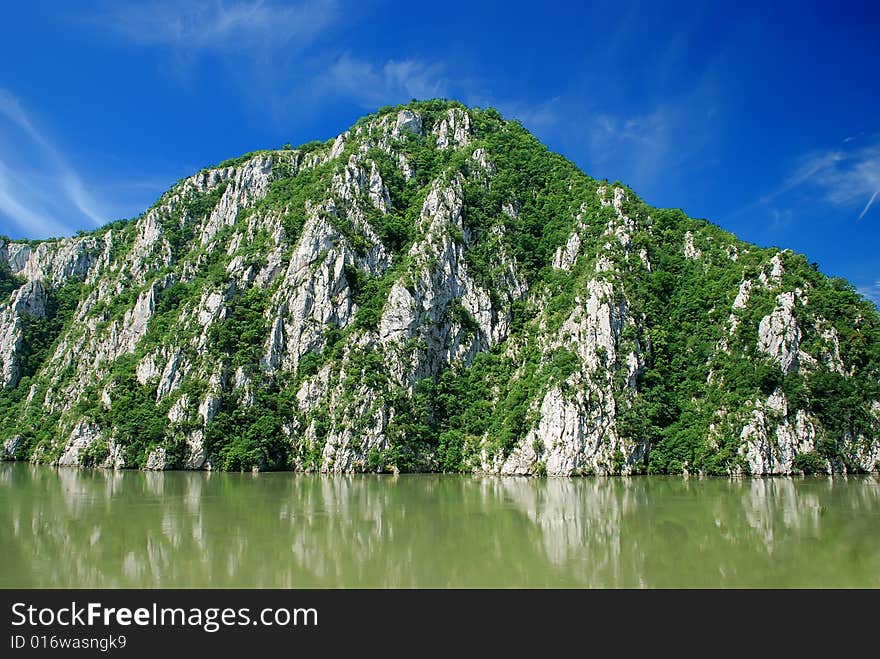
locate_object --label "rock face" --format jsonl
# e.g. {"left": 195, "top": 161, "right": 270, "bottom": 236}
{"left": 145, "top": 447, "right": 167, "bottom": 471}
{"left": 738, "top": 391, "right": 815, "bottom": 474}
{"left": 0, "top": 100, "right": 878, "bottom": 476}
{"left": 58, "top": 420, "right": 103, "bottom": 467}
{"left": 0, "top": 281, "right": 49, "bottom": 388}
{"left": 758, "top": 291, "right": 803, "bottom": 372}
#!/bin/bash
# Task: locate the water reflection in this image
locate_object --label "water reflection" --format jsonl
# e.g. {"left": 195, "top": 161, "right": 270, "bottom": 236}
{"left": 0, "top": 463, "right": 878, "bottom": 588}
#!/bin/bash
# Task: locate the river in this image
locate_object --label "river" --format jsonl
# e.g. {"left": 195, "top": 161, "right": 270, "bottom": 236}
{"left": 1, "top": 463, "right": 878, "bottom": 588}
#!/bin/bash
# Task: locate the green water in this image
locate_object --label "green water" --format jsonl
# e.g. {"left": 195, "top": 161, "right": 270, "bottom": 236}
{"left": 1, "top": 462, "right": 878, "bottom": 588}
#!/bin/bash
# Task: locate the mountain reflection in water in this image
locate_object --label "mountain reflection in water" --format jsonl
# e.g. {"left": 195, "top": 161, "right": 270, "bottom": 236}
{"left": 1, "top": 463, "right": 878, "bottom": 588}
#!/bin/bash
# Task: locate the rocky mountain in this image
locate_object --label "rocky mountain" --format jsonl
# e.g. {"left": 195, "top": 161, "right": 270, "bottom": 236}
{"left": 1, "top": 100, "right": 878, "bottom": 476}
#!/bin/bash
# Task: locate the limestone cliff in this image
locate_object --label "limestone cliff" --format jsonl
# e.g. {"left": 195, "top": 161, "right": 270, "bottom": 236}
{"left": 1, "top": 100, "right": 878, "bottom": 476}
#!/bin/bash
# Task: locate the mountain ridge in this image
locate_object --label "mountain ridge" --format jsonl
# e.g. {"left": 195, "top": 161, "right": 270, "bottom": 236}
{"left": 1, "top": 99, "right": 878, "bottom": 476}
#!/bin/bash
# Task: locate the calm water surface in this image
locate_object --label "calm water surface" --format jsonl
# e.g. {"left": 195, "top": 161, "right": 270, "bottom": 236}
{"left": 1, "top": 463, "right": 878, "bottom": 588}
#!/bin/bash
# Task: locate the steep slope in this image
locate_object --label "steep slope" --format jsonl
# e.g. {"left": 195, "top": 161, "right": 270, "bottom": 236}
{"left": 1, "top": 100, "right": 878, "bottom": 476}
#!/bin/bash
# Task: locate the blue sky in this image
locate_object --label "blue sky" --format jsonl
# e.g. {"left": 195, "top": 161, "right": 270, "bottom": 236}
{"left": 1, "top": 0, "right": 878, "bottom": 301}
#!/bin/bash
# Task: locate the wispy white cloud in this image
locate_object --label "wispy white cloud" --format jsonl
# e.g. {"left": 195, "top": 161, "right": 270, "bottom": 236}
{"left": 735, "top": 138, "right": 880, "bottom": 222}
{"left": 62, "top": 173, "right": 106, "bottom": 226}
{"left": 486, "top": 96, "right": 561, "bottom": 131}
{"left": 0, "top": 89, "right": 59, "bottom": 156}
{"left": 762, "top": 151, "right": 846, "bottom": 205}
{"left": 91, "top": 0, "right": 347, "bottom": 125}
{"left": 463, "top": 78, "right": 722, "bottom": 205}
{"left": 589, "top": 110, "right": 671, "bottom": 180}
{"left": 858, "top": 281, "right": 880, "bottom": 306}
{"left": 582, "top": 91, "right": 720, "bottom": 195}
{"left": 0, "top": 89, "right": 109, "bottom": 238}
{"left": 819, "top": 144, "right": 880, "bottom": 217}
{"left": 858, "top": 190, "right": 879, "bottom": 221}
{"left": 92, "top": 1, "right": 456, "bottom": 127}
{"left": 769, "top": 207, "right": 797, "bottom": 231}
{"left": 0, "top": 163, "right": 72, "bottom": 238}
{"left": 324, "top": 54, "right": 448, "bottom": 108}
{"left": 96, "top": 0, "right": 338, "bottom": 53}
